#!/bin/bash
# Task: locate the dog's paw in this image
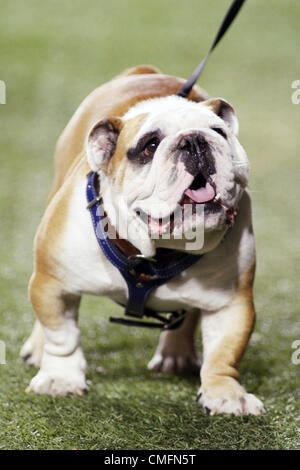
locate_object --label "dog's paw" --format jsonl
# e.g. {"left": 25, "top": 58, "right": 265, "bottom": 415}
{"left": 148, "top": 350, "right": 201, "bottom": 374}
{"left": 26, "top": 346, "right": 88, "bottom": 397}
{"left": 26, "top": 371, "right": 88, "bottom": 397}
{"left": 197, "top": 389, "right": 265, "bottom": 416}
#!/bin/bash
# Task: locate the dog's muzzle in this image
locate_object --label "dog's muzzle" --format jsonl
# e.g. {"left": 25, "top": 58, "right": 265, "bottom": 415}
{"left": 179, "top": 133, "right": 216, "bottom": 204}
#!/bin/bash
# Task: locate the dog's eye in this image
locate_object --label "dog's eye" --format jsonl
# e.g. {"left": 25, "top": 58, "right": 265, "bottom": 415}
{"left": 211, "top": 127, "right": 227, "bottom": 139}
{"left": 143, "top": 137, "right": 160, "bottom": 157}
{"left": 127, "top": 131, "right": 162, "bottom": 165}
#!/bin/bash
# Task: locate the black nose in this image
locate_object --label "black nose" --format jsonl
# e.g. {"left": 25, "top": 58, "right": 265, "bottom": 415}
{"left": 179, "top": 133, "right": 215, "bottom": 177}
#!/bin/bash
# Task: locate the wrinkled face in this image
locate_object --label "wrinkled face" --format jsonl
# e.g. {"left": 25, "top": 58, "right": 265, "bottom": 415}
{"left": 86, "top": 96, "right": 249, "bottom": 256}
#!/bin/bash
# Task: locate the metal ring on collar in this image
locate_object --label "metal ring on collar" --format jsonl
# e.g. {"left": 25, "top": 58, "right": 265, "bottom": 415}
{"left": 127, "top": 254, "right": 157, "bottom": 263}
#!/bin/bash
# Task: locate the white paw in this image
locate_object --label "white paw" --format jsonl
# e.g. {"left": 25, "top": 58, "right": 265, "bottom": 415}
{"left": 26, "top": 371, "right": 88, "bottom": 396}
{"left": 148, "top": 350, "right": 201, "bottom": 374}
{"left": 197, "top": 389, "right": 265, "bottom": 416}
{"left": 20, "top": 333, "right": 44, "bottom": 368}
{"left": 26, "top": 347, "right": 88, "bottom": 397}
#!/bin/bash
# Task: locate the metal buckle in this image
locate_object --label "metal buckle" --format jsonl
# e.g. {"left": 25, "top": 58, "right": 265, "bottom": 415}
{"left": 86, "top": 196, "right": 101, "bottom": 209}
{"left": 127, "top": 254, "right": 157, "bottom": 263}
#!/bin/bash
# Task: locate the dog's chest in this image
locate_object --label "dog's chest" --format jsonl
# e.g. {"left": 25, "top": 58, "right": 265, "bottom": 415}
{"left": 59, "top": 224, "right": 234, "bottom": 313}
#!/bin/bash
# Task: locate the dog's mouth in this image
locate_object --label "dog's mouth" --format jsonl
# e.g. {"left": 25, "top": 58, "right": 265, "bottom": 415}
{"left": 184, "top": 171, "right": 215, "bottom": 203}
{"left": 135, "top": 172, "right": 216, "bottom": 236}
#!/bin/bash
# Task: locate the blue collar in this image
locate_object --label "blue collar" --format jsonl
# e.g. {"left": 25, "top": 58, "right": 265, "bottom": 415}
{"left": 86, "top": 171, "right": 203, "bottom": 329}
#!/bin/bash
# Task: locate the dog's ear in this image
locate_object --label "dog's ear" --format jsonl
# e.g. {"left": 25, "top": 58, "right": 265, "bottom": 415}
{"left": 202, "top": 98, "right": 239, "bottom": 136}
{"left": 86, "top": 117, "right": 123, "bottom": 171}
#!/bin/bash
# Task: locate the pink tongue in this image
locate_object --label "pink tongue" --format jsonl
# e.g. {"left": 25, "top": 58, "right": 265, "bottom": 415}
{"left": 185, "top": 182, "right": 215, "bottom": 203}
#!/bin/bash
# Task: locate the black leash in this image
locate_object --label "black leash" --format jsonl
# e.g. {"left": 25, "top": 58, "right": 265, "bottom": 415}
{"left": 177, "top": 0, "right": 247, "bottom": 98}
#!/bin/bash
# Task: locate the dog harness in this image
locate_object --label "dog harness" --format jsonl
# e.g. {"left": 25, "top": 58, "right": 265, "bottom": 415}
{"left": 86, "top": 171, "right": 203, "bottom": 330}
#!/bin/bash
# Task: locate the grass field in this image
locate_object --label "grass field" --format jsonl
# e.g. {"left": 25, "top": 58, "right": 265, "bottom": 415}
{"left": 0, "top": 0, "right": 299, "bottom": 450}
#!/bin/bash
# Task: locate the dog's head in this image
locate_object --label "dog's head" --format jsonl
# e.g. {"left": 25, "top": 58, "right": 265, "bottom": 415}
{"left": 86, "top": 96, "right": 249, "bottom": 256}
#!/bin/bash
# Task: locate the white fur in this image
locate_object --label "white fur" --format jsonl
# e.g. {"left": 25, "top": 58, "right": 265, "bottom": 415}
{"left": 26, "top": 346, "right": 88, "bottom": 396}
{"left": 25, "top": 317, "right": 87, "bottom": 396}
{"left": 197, "top": 391, "right": 265, "bottom": 416}
{"left": 124, "top": 95, "right": 208, "bottom": 122}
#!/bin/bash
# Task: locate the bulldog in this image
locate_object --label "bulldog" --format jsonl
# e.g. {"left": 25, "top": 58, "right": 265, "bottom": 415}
{"left": 21, "top": 65, "right": 265, "bottom": 416}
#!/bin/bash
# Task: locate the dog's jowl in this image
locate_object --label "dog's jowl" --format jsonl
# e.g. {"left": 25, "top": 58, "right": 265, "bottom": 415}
{"left": 21, "top": 65, "right": 265, "bottom": 416}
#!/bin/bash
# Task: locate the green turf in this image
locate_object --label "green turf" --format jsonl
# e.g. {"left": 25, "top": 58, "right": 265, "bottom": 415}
{"left": 0, "top": 0, "right": 299, "bottom": 450}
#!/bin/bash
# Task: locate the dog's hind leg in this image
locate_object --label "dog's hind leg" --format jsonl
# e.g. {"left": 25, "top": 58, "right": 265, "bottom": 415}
{"left": 25, "top": 272, "right": 88, "bottom": 396}
{"left": 148, "top": 309, "right": 201, "bottom": 374}
{"left": 20, "top": 320, "right": 45, "bottom": 368}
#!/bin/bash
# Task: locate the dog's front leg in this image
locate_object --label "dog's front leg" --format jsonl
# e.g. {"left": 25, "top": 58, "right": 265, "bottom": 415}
{"left": 25, "top": 272, "right": 88, "bottom": 396}
{"left": 148, "top": 309, "right": 201, "bottom": 374}
{"left": 197, "top": 277, "right": 265, "bottom": 416}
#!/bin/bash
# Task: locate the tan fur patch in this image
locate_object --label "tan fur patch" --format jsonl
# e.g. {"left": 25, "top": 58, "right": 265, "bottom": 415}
{"left": 29, "top": 272, "right": 64, "bottom": 330}
{"left": 35, "top": 156, "right": 89, "bottom": 279}
{"left": 119, "top": 64, "right": 162, "bottom": 77}
{"left": 108, "top": 114, "right": 147, "bottom": 181}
